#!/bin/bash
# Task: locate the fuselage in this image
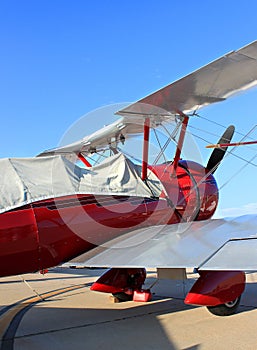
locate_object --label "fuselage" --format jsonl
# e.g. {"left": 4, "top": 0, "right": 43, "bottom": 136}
{"left": 0, "top": 160, "right": 218, "bottom": 277}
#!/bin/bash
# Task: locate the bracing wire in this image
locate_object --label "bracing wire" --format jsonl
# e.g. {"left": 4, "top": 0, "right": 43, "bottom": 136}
{"left": 195, "top": 112, "right": 257, "bottom": 141}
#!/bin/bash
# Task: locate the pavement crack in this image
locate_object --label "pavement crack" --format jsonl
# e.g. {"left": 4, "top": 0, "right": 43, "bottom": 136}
{"left": 4, "top": 305, "right": 177, "bottom": 341}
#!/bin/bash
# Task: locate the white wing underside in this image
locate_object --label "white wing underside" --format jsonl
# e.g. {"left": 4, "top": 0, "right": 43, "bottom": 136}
{"left": 69, "top": 215, "right": 257, "bottom": 271}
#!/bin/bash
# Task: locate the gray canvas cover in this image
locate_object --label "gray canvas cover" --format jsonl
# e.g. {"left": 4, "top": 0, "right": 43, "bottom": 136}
{"left": 0, "top": 153, "right": 163, "bottom": 214}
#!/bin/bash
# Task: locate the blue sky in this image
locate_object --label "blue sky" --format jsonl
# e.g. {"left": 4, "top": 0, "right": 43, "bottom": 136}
{"left": 1, "top": 0, "right": 257, "bottom": 216}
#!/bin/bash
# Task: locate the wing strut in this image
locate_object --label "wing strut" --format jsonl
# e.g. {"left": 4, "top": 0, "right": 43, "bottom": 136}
{"left": 172, "top": 115, "right": 189, "bottom": 173}
{"left": 78, "top": 153, "right": 92, "bottom": 167}
{"left": 142, "top": 118, "right": 150, "bottom": 180}
{"left": 141, "top": 113, "right": 189, "bottom": 180}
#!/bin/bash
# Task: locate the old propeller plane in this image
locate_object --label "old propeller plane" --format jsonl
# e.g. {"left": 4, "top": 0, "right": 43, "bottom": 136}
{"left": 1, "top": 41, "right": 257, "bottom": 316}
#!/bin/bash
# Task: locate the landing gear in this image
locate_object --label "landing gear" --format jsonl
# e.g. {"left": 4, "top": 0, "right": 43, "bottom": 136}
{"left": 207, "top": 296, "right": 241, "bottom": 316}
{"left": 184, "top": 270, "right": 245, "bottom": 316}
{"left": 91, "top": 268, "right": 146, "bottom": 298}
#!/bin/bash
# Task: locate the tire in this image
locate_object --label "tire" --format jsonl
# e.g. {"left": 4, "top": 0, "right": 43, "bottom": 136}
{"left": 207, "top": 296, "right": 241, "bottom": 316}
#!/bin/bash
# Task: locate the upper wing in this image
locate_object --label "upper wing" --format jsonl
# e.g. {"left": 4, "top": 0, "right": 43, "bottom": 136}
{"left": 39, "top": 41, "right": 257, "bottom": 158}
{"left": 37, "top": 114, "right": 176, "bottom": 157}
{"left": 117, "top": 41, "right": 257, "bottom": 116}
{"left": 68, "top": 214, "right": 257, "bottom": 271}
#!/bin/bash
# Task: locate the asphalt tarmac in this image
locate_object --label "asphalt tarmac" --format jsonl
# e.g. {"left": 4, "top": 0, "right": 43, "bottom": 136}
{"left": 1, "top": 267, "right": 257, "bottom": 350}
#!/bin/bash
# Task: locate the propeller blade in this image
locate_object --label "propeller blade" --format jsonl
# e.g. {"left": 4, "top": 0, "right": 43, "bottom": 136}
{"left": 206, "top": 125, "right": 235, "bottom": 174}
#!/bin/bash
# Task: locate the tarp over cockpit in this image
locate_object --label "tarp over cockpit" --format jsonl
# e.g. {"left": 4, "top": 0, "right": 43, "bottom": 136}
{"left": 0, "top": 153, "right": 163, "bottom": 214}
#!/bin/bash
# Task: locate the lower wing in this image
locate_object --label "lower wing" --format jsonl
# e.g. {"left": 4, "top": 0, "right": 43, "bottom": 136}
{"left": 68, "top": 214, "right": 257, "bottom": 271}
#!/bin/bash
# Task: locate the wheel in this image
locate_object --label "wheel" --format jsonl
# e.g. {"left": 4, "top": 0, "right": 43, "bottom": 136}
{"left": 112, "top": 292, "right": 133, "bottom": 302}
{"left": 207, "top": 296, "right": 241, "bottom": 316}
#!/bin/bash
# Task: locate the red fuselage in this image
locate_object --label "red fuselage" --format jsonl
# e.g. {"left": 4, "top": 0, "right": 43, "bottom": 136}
{"left": 0, "top": 160, "right": 218, "bottom": 277}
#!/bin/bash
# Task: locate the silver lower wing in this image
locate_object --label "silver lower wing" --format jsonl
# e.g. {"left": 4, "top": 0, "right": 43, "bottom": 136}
{"left": 69, "top": 215, "right": 257, "bottom": 271}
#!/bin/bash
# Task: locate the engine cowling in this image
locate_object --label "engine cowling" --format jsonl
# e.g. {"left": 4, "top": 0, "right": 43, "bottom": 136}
{"left": 151, "top": 160, "right": 219, "bottom": 222}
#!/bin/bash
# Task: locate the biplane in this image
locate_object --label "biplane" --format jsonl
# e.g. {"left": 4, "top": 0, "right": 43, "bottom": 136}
{"left": 1, "top": 41, "right": 257, "bottom": 316}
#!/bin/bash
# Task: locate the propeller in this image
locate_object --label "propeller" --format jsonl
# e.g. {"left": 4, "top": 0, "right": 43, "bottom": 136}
{"left": 206, "top": 125, "right": 235, "bottom": 174}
